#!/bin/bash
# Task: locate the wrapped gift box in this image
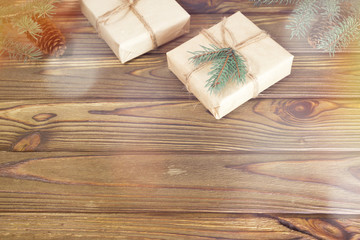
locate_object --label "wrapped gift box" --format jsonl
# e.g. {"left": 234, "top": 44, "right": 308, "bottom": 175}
{"left": 81, "top": 0, "right": 190, "bottom": 63}
{"left": 167, "top": 11, "right": 294, "bottom": 119}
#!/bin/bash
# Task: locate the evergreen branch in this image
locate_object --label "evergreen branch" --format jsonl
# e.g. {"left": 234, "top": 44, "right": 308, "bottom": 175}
{"left": 229, "top": 51, "right": 247, "bottom": 85}
{"left": 33, "top": 0, "right": 60, "bottom": 18}
{"left": 13, "top": 15, "right": 42, "bottom": 39}
{"left": 0, "top": 0, "right": 59, "bottom": 19}
{"left": 0, "top": 1, "right": 62, "bottom": 61}
{"left": 321, "top": 0, "right": 341, "bottom": 22}
{"left": 231, "top": 54, "right": 242, "bottom": 83}
{"left": 189, "top": 45, "right": 247, "bottom": 94}
{"left": 189, "top": 45, "right": 230, "bottom": 66}
{"left": 317, "top": 16, "right": 360, "bottom": 55}
{"left": 207, "top": 54, "right": 231, "bottom": 92}
{"left": 0, "top": 38, "right": 42, "bottom": 61}
{"left": 285, "top": 0, "right": 318, "bottom": 39}
{"left": 251, "top": 0, "right": 360, "bottom": 55}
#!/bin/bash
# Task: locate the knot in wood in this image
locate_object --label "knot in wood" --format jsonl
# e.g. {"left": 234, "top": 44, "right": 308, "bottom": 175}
{"left": 286, "top": 100, "right": 317, "bottom": 119}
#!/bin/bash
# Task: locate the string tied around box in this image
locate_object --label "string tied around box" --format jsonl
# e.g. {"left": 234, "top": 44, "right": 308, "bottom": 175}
{"left": 96, "top": 0, "right": 158, "bottom": 49}
{"left": 186, "top": 17, "right": 269, "bottom": 98}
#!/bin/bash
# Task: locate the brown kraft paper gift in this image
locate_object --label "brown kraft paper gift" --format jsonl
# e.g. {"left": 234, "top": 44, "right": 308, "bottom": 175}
{"left": 81, "top": 0, "right": 190, "bottom": 63}
{"left": 167, "top": 11, "right": 294, "bottom": 119}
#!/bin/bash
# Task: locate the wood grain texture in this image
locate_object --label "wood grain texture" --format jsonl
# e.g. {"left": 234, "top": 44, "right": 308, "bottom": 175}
{"left": 2, "top": 0, "right": 360, "bottom": 236}
{"left": 1, "top": 50, "right": 360, "bottom": 101}
{"left": 12, "top": 132, "right": 41, "bottom": 152}
{"left": 2, "top": 213, "right": 360, "bottom": 240}
{"left": 275, "top": 216, "right": 360, "bottom": 240}
{"left": 2, "top": 152, "right": 360, "bottom": 214}
{"left": 1, "top": 99, "right": 360, "bottom": 152}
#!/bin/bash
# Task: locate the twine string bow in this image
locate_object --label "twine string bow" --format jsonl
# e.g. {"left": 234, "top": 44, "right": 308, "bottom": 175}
{"left": 186, "top": 17, "right": 269, "bottom": 98}
{"left": 96, "top": 0, "right": 158, "bottom": 49}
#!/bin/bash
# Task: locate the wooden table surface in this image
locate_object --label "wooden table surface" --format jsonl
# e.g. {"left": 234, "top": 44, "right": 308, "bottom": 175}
{"left": 1, "top": 0, "right": 360, "bottom": 239}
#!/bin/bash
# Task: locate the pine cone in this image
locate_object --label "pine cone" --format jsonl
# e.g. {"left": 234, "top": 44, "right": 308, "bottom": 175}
{"left": 27, "top": 17, "right": 66, "bottom": 57}
{"left": 307, "top": 18, "right": 334, "bottom": 49}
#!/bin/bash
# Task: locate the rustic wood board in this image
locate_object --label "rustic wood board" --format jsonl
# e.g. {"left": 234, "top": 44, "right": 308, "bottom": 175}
{"left": 1, "top": 99, "right": 360, "bottom": 152}
{"left": 1, "top": 212, "right": 360, "bottom": 239}
{"left": 1, "top": 152, "right": 360, "bottom": 214}
{"left": 2, "top": 53, "right": 360, "bottom": 100}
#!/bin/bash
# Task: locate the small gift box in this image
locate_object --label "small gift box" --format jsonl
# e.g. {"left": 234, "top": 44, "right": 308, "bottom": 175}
{"left": 81, "top": 0, "right": 190, "bottom": 63}
{"left": 167, "top": 11, "right": 294, "bottom": 119}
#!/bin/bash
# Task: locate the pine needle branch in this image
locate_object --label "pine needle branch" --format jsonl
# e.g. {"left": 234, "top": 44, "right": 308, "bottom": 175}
{"left": 13, "top": 15, "right": 42, "bottom": 39}
{"left": 189, "top": 45, "right": 230, "bottom": 66}
{"left": 0, "top": 0, "right": 59, "bottom": 19}
{"left": 0, "top": 0, "right": 62, "bottom": 61}
{"left": 189, "top": 45, "right": 247, "bottom": 94}
{"left": 0, "top": 38, "right": 42, "bottom": 61}
{"left": 252, "top": 0, "right": 360, "bottom": 55}
{"left": 321, "top": 0, "right": 341, "bottom": 22}
{"left": 32, "top": 0, "right": 60, "bottom": 18}
{"left": 286, "top": 0, "right": 318, "bottom": 39}
{"left": 317, "top": 16, "right": 360, "bottom": 56}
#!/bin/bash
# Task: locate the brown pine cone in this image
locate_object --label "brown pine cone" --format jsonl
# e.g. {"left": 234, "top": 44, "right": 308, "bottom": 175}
{"left": 27, "top": 17, "right": 66, "bottom": 57}
{"left": 307, "top": 17, "right": 334, "bottom": 49}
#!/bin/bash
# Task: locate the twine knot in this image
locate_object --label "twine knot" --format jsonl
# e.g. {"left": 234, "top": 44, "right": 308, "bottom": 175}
{"left": 96, "top": 0, "right": 158, "bottom": 49}
{"left": 186, "top": 17, "right": 269, "bottom": 98}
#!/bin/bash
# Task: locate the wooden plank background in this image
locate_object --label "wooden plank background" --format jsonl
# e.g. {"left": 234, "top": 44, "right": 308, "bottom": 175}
{"left": 1, "top": 0, "right": 360, "bottom": 238}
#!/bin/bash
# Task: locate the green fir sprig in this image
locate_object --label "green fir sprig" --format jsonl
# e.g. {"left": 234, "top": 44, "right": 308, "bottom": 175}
{"left": 250, "top": 0, "right": 360, "bottom": 55}
{"left": 317, "top": 16, "right": 360, "bottom": 56}
{"left": 285, "top": 0, "right": 318, "bottom": 39}
{"left": 189, "top": 45, "right": 247, "bottom": 94}
{"left": 0, "top": 0, "right": 59, "bottom": 61}
{"left": 321, "top": 0, "right": 341, "bottom": 22}
{"left": 0, "top": 37, "right": 42, "bottom": 61}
